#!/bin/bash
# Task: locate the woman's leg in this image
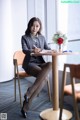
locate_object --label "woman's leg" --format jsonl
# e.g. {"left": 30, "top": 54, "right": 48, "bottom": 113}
{"left": 22, "top": 63, "right": 43, "bottom": 115}
{"left": 24, "top": 63, "right": 42, "bottom": 77}
{"left": 22, "top": 62, "right": 52, "bottom": 113}
{"left": 23, "top": 78, "right": 47, "bottom": 111}
{"left": 26, "top": 62, "right": 52, "bottom": 98}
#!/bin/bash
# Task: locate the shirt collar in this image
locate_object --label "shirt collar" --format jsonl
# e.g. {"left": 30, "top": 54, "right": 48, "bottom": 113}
{"left": 30, "top": 33, "right": 38, "bottom": 39}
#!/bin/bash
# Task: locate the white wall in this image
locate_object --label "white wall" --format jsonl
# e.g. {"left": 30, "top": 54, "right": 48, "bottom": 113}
{"left": 0, "top": 0, "right": 13, "bottom": 82}
{"left": 67, "top": 3, "right": 80, "bottom": 64}
{"left": 55, "top": 0, "right": 68, "bottom": 70}
{"left": 11, "top": 0, "right": 27, "bottom": 50}
{"left": 55, "top": 1, "right": 80, "bottom": 70}
{"left": 67, "top": 4, "right": 80, "bottom": 40}
{"left": 0, "top": 0, "right": 27, "bottom": 82}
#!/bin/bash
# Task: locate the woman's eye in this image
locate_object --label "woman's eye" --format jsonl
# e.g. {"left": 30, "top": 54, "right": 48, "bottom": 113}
{"left": 36, "top": 25, "right": 39, "bottom": 27}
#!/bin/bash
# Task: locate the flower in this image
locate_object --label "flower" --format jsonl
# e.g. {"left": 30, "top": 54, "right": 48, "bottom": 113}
{"left": 52, "top": 31, "right": 67, "bottom": 45}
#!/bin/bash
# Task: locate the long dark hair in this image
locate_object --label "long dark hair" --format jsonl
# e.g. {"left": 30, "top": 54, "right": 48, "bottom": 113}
{"left": 25, "top": 17, "right": 42, "bottom": 35}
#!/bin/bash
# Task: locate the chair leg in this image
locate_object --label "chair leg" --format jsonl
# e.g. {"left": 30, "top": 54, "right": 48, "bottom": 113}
{"left": 59, "top": 64, "right": 67, "bottom": 120}
{"left": 18, "top": 78, "right": 22, "bottom": 107}
{"left": 71, "top": 78, "right": 80, "bottom": 120}
{"left": 73, "top": 99, "right": 79, "bottom": 120}
{"left": 47, "top": 79, "right": 52, "bottom": 101}
{"left": 59, "top": 94, "right": 64, "bottom": 120}
{"left": 14, "top": 77, "right": 16, "bottom": 101}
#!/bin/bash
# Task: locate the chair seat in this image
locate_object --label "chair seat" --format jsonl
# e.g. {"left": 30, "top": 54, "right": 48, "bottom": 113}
{"left": 16, "top": 71, "right": 30, "bottom": 78}
{"left": 64, "top": 83, "right": 80, "bottom": 101}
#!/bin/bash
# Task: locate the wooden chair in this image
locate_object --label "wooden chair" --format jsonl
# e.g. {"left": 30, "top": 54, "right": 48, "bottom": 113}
{"left": 59, "top": 64, "right": 80, "bottom": 120}
{"left": 13, "top": 50, "right": 51, "bottom": 106}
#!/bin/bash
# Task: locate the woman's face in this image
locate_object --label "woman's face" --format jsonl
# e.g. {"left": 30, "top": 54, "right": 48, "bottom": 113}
{"left": 30, "top": 21, "right": 40, "bottom": 36}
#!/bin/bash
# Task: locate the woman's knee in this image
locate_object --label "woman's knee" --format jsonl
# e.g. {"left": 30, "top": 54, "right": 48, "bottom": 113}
{"left": 46, "top": 62, "right": 52, "bottom": 68}
{"left": 41, "top": 62, "right": 52, "bottom": 71}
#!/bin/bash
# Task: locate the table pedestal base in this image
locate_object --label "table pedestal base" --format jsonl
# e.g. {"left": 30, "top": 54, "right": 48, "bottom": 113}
{"left": 40, "top": 108, "right": 72, "bottom": 120}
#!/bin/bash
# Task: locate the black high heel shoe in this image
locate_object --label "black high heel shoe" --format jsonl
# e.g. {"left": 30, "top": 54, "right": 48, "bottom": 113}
{"left": 24, "top": 88, "right": 30, "bottom": 103}
{"left": 21, "top": 100, "right": 29, "bottom": 118}
{"left": 24, "top": 94, "right": 29, "bottom": 103}
{"left": 21, "top": 108, "right": 27, "bottom": 118}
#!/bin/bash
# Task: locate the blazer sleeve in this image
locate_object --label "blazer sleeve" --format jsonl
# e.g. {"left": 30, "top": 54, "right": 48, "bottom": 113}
{"left": 21, "top": 36, "right": 32, "bottom": 68}
{"left": 44, "top": 38, "right": 51, "bottom": 50}
{"left": 21, "top": 36, "right": 32, "bottom": 55}
{"left": 40, "top": 35, "right": 51, "bottom": 50}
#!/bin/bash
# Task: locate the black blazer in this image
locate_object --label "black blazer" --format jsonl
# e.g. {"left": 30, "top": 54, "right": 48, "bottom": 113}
{"left": 21, "top": 34, "right": 51, "bottom": 70}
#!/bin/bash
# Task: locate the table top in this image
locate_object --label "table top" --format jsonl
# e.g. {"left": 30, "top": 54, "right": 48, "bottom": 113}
{"left": 31, "top": 50, "right": 80, "bottom": 56}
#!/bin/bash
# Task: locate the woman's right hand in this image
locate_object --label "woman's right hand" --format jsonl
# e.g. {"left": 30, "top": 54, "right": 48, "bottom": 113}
{"left": 33, "top": 47, "right": 41, "bottom": 53}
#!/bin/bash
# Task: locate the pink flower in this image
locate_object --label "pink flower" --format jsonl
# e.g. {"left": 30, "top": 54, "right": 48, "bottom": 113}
{"left": 57, "top": 38, "right": 63, "bottom": 45}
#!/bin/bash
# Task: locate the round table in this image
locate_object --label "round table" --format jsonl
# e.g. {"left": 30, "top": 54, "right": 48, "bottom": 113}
{"left": 32, "top": 50, "right": 80, "bottom": 120}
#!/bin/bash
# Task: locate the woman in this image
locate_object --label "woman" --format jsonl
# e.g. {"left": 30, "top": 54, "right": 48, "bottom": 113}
{"left": 21, "top": 17, "right": 52, "bottom": 118}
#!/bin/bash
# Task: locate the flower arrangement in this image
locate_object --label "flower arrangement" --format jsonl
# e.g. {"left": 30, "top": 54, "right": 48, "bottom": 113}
{"left": 52, "top": 31, "right": 67, "bottom": 45}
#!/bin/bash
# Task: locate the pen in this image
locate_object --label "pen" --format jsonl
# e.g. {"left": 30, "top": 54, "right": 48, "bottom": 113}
{"left": 63, "top": 50, "right": 72, "bottom": 53}
{"left": 33, "top": 45, "right": 38, "bottom": 48}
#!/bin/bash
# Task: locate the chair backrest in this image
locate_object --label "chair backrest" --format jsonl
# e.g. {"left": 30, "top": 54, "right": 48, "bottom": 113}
{"left": 70, "top": 64, "right": 80, "bottom": 79}
{"left": 13, "top": 50, "right": 25, "bottom": 65}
